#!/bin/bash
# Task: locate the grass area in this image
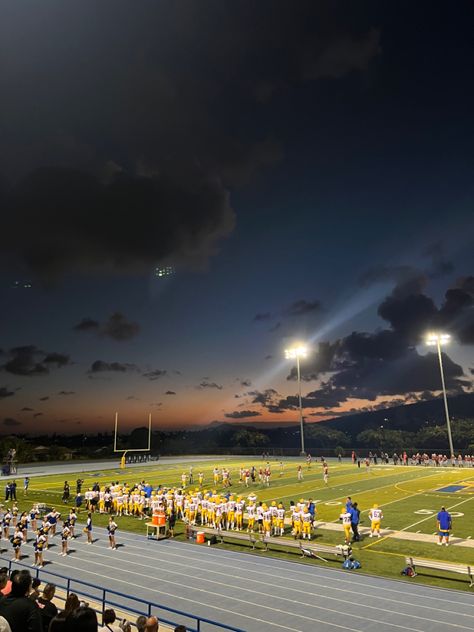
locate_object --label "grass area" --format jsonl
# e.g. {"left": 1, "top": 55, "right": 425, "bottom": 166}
{"left": 4, "top": 457, "right": 474, "bottom": 592}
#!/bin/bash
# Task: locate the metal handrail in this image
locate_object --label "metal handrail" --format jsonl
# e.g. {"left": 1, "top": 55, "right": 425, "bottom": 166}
{"left": 0, "top": 556, "right": 245, "bottom": 632}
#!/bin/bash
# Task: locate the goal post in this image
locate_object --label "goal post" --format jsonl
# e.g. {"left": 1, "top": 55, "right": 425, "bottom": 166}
{"left": 113, "top": 412, "right": 152, "bottom": 468}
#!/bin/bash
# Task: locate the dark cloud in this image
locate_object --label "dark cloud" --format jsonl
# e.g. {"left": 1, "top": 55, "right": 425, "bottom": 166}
{"left": 39, "top": 396, "right": 49, "bottom": 401}
{"left": 2, "top": 167, "right": 235, "bottom": 280}
{"left": 1, "top": 345, "right": 70, "bottom": 376}
{"left": 143, "top": 369, "right": 167, "bottom": 381}
{"left": 282, "top": 277, "right": 474, "bottom": 410}
{"left": 73, "top": 318, "right": 100, "bottom": 332}
{"left": 101, "top": 312, "right": 140, "bottom": 341}
{"left": 87, "top": 360, "right": 138, "bottom": 374}
{"left": 265, "top": 355, "right": 273, "bottom": 360}
{"left": 359, "top": 265, "right": 426, "bottom": 291}
{"left": 287, "top": 341, "right": 340, "bottom": 381}
{"left": 249, "top": 388, "right": 280, "bottom": 407}
{"left": 43, "top": 353, "right": 70, "bottom": 367}
{"left": 240, "top": 379, "right": 252, "bottom": 387}
{"left": 253, "top": 313, "right": 272, "bottom": 322}
{"left": 0, "top": 386, "right": 15, "bottom": 399}
{"left": 422, "top": 242, "right": 454, "bottom": 279}
{"left": 225, "top": 410, "right": 262, "bottom": 419}
{"left": 21, "top": 407, "right": 33, "bottom": 411}
{"left": 269, "top": 322, "right": 281, "bottom": 333}
{"left": 165, "top": 390, "right": 176, "bottom": 395}
{"left": 33, "top": 413, "right": 43, "bottom": 418}
{"left": 126, "top": 395, "right": 139, "bottom": 400}
{"left": 74, "top": 313, "right": 140, "bottom": 341}
{"left": 0, "top": 3, "right": 381, "bottom": 282}
{"left": 3, "top": 417, "right": 21, "bottom": 427}
{"left": 284, "top": 299, "right": 322, "bottom": 316}
{"left": 197, "top": 380, "right": 223, "bottom": 390}
{"left": 58, "top": 391, "right": 75, "bottom": 396}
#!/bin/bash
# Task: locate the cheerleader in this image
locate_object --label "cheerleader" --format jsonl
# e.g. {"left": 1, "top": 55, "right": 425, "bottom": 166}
{"left": 11, "top": 525, "right": 23, "bottom": 561}
{"left": 107, "top": 516, "right": 118, "bottom": 550}
{"left": 2, "top": 509, "right": 12, "bottom": 541}
{"left": 34, "top": 528, "right": 47, "bottom": 568}
{"left": 60, "top": 520, "right": 71, "bottom": 556}
{"left": 85, "top": 512, "right": 93, "bottom": 544}
{"left": 68, "top": 508, "right": 77, "bottom": 538}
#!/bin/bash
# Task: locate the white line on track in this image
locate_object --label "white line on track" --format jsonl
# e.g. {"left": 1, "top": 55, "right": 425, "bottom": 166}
{"left": 14, "top": 528, "right": 474, "bottom": 626}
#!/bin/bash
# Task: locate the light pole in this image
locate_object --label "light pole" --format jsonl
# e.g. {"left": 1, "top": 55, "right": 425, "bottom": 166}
{"left": 426, "top": 333, "right": 454, "bottom": 457}
{"left": 284, "top": 345, "right": 308, "bottom": 456}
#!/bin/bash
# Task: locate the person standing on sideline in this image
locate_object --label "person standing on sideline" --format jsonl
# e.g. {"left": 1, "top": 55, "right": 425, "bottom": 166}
{"left": 437, "top": 506, "right": 452, "bottom": 545}
{"left": 23, "top": 478, "right": 29, "bottom": 496}
{"left": 107, "top": 516, "right": 118, "bottom": 550}
{"left": 339, "top": 509, "right": 352, "bottom": 545}
{"left": 85, "top": 512, "right": 93, "bottom": 544}
{"left": 350, "top": 502, "right": 361, "bottom": 542}
{"left": 11, "top": 527, "right": 23, "bottom": 562}
{"left": 368, "top": 504, "right": 383, "bottom": 537}
{"left": 60, "top": 521, "right": 71, "bottom": 556}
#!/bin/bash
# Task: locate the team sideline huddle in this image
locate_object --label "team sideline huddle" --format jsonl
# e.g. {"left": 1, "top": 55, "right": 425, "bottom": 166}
{"left": 0, "top": 460, "right": 455, "bottom": 570}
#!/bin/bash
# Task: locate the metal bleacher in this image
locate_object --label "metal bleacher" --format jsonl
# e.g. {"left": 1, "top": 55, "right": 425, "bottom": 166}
{"left": 0, "top": 557, "right": 245, "bottom": 632}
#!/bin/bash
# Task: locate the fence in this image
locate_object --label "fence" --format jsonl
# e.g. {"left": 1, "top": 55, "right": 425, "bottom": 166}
{"left": 0, "top": 557, "right": 245, "bottom": 632}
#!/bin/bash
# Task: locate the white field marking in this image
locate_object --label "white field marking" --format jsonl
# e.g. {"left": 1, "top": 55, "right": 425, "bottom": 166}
{"left": 329, "top": 470, "right": 469, "bottom": 523}
{"left": 44, "top": 531, "right": 474, "bottom": 612}
{"left": 26, "top": 550, "right": 448, "bottom": 632}
{"left": 26, "top": 528, "right": 474, "bottom": 620}
{"left": 29, "top": 465, "right": 412, "bottom": 498}
{"left": 398, "top": 496, "right": 474, "bottom": 533}
{"left": 19, "top": 555, "right": 405, "bottom": 632}
{"left": 67, "top": 537, "right": 474, "bottom": 621}
{"left": 357, "top": 472, "right": 474, "bottom": 518}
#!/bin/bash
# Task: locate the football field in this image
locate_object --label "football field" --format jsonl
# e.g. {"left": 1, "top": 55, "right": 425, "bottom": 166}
{"left": 7, "top": 456, "right": 474, "bottom": 591}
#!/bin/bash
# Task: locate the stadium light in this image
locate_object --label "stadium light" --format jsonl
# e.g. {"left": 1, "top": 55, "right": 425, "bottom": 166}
{"left": 284, "top": 344, "right": 308, "bottom": 455}
{"left": 426, "top": 333, "right": 454, "bottom": 457}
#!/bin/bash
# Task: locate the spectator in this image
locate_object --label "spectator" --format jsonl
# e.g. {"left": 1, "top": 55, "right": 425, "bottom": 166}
{"left": 0, "top": 572, "right": 9, "bottom": 597}
{"left": 174, "top": 627, "right": 187, "bottom": 632}
{"left": 63, "top": 593, "right": 81, "bottom": 616}
{"left": 0, "top": 615, "right": 12, "bottom": 632}
{"left": 28, "top": 579, "right": 41, "bottom": 601}
{"left": 99, "top": 608, "right": 121, "bottom": 631}
{"left": 144, "top": 616, "right": 159, "bottom": 632}
{"left": 68, "top": 606, "right": 98, "bottom": 632}
{"left": 136, "top": 615, "right": 147, "bottom": 632}
{"left": 36, "top": 583, "right": 58, "bottom": 631}
{"left": 350, "top": 502, "right": 361, "bottom": 542}
{"left": 0, "top": 569, "right": 42, "bottom": 632}
{"left": 49, "top": 616, "right": 68, "bottom": 632}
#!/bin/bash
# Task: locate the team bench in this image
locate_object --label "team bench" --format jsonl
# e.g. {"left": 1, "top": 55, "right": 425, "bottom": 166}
{"left": 261, "top": 536, "right": 351, "bottom": 562}
{"left": 189, "top": 526, "right": 259, "bottom": 549}
{"left": 405, "top": 556, "right": 474, "bottom": 587}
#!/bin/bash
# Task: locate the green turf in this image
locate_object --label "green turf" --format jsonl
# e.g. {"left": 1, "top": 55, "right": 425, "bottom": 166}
{"left": 4, "top": 458, "right": 474, "bottom": 592}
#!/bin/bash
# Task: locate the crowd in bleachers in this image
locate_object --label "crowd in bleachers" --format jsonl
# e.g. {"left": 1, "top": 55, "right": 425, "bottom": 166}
{"left": 0, "top": 567, "right": 186, "bottom": 631}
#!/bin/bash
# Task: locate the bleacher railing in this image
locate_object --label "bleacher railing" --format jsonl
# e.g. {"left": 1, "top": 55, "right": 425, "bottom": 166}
{"left": 0, "top": 557, "right": 245, "bottom": 632}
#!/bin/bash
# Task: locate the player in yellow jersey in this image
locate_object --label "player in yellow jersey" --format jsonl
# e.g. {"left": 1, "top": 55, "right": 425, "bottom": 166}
{"left": 276, "top": 503, "right": 285, "bottom": 536}
{"left": 235, "top": 498, "right": 244, "bottom": 531}
{"left": 291, "top": 505, "right": 301, "bottom": 539}
{"left": 301, "top": 507, "right": 312, "bottom": 539}
{"left": 247, "top": 502, "right": 256, "bottom": 532}
{"left": 339, "top": 509, "right": 352, "bottom": 544}
{"left": 368, "top": 504, "right": 383, "bottom": 537}
{"left": 262, "top": 505, "right": 272, "bottom": 537}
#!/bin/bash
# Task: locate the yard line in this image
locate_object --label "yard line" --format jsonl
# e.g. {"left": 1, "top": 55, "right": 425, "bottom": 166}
{"left": 46, "top": 529, "right": 474, "bottom": 622}
{"left": 363, "top": 494, "right": 474, "bottom": 549}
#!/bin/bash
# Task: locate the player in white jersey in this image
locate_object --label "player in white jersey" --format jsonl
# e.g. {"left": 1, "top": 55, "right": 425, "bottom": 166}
{"left": 339, "top": 510, "right": 352, "bottom": 544}
{"left": 368, "top": 504, "right": 383, "bottom": 537}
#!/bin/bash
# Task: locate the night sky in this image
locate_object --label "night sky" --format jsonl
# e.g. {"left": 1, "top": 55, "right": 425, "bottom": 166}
{"left": 1, "top": 1, "right": 473, "bottom": 434}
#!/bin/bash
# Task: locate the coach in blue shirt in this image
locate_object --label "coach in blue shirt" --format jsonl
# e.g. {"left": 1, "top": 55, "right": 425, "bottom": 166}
{"left": 437, "top": 507, "right": 452, "bottom": 546}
